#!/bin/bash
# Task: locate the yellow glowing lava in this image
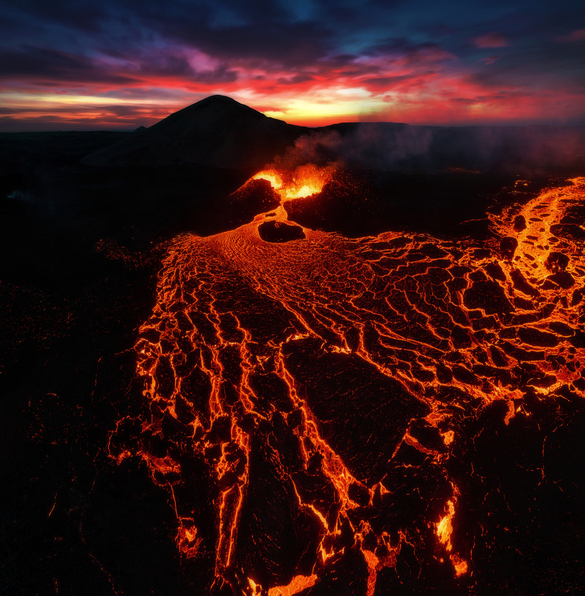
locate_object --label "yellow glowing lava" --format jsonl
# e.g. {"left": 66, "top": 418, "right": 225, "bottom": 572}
{"left": 252, "top": 163, "right": 335, "bottom": 201}
{"left": 436, "top": 493, "right": 468, "bottom": 577}
{"left": 437, "top": 500, "right": 456, "bottom": 548}
{"left": 268, "top": 574, "right": 318, "bottom": 596}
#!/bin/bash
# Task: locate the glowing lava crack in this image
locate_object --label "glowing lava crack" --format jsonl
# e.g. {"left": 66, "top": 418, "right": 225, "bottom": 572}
{"left": 110, "top": 172, "right": 585, "bottom": 595}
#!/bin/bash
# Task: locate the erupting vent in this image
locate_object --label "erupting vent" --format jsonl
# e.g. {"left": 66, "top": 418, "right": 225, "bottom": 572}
{"left": 109, "top": 176, "right": 585, "bottom": 595}
{"left": 252, "top": 164, "right": 335, "bottom": 201}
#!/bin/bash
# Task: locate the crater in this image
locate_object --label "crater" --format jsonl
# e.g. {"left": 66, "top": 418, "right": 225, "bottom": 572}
{"left": 258, "top": 220, "right": 305, "bottom": 243}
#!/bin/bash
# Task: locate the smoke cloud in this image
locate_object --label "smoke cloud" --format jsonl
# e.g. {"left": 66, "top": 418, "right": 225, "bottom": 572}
{"left": 277, "top": 123, "right": 585, "bottom": 175}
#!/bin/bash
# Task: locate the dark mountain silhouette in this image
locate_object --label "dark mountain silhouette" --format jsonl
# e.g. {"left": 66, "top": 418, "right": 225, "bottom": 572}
{"left": 82, "top": 95, "right": 311, "bottom": 169}
{"left": 82, "top": 95, "right": 585, "bottom": 176}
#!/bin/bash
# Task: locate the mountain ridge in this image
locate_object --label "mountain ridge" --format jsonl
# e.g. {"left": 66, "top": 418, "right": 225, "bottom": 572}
{"left": 82, "top": 94, "right": 585, "bottom": 175}
{"left": 82, "top": 95, "right": 312, "bottom": 169}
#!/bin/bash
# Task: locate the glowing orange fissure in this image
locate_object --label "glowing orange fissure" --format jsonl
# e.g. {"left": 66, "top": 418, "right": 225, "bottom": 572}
{"left": 252, "top": 163, "right": 335, "bottom": 202}
{"left": 436, "top": 487, "right": 468, "bottom": 577}
{"left": 108, "top": 176, "right": 585, "bottom": 595}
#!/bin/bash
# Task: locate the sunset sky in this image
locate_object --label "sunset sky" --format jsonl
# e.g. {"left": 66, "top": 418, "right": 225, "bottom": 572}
{"left": 1, "top": 0, "right": 584, "bottom": 130}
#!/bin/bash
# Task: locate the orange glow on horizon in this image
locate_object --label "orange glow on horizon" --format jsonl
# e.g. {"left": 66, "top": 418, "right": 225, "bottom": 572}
{"left": 2, "top": 89, "right": 584, "bottom": 130}
{"left": 3, "top": 61, "right": 585, "bottom": 130}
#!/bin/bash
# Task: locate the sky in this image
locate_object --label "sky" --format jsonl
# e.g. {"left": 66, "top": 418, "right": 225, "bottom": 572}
{"left": 0, "top": 0, "right": 584, "bottom": 130}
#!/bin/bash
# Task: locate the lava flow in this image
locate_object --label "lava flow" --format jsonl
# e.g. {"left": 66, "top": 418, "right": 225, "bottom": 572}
{"left": 109, "top": 169, "right": 585, "bottom": 595}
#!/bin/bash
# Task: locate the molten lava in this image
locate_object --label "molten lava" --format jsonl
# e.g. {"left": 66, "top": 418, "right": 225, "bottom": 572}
{"left": 252, "top": 163, "right": 335, "bottom": 201}
{"left": 110, "top": 175, "right": 585, "bottom": 595}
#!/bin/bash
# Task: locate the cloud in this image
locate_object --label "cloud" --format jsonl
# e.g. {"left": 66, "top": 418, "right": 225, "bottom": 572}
{"left": 0, "top": 43, "right": 242, "bottom": 91}
{"left": 466, "top": 39, "right": 585, "bottom": 94}
{"left": 0, "top": 0, "right": 584, "bottom": 129}
{"left": 0, "top": 0, "right": 106, "bottom": 34}
{"left": 154, "top": 20, "right": 333, "bottom": 68}
{"left": 277, "top": 74, "right": 315, "bottom": 85}
{"left": 478, "top": 55, "right": 501, "bottom": 65}
{"left": 556, "top": 28, "right": 585, "bottom": 43}
{"left": 367, "top": 38, "right": 454, "bottom": 64}
{"left": 0, "top": 46, "right": 136, "bottom": 85}
{"left": 361, "top": 75, "right": 413, "bottom": 89}
{"left": 473, "top": 32, "right": 509, "bottom": 48}
{"left": 134, "top": 51, "right": 239, "bottom": 83}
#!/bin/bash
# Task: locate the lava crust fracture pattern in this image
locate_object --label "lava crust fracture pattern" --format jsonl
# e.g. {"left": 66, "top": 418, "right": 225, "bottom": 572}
{"left": 111, "top": 176, "right": 585, "bottom": 595}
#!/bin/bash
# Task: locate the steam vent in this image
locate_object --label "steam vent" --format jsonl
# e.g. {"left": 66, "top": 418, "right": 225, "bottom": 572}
{"left": 2, "top": 96, "right": 585, "bottom": 596}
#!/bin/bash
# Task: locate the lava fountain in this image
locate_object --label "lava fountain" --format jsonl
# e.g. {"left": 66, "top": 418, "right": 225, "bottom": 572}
{"left": 252, "top": 163, "right": 336, "bottom": 202}
{"left": 109, "top": 173, "right": 585, "bottom": 595}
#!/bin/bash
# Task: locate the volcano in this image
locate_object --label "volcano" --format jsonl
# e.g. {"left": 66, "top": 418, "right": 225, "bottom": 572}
{"left": 1, "top": 97, "right": 585, "bottom": 596}
{"left": 82, "top": 95, "right": 311, "bottom": 170}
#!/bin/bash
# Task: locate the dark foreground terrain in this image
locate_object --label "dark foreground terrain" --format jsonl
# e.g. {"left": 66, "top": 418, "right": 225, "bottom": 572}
{"left": 1, "top": 121, "right": 584, "bottom": 596}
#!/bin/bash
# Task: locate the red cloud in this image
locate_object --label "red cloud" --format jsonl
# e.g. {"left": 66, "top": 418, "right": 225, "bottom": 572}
{"left": 473, "top": 32, "right": 509, "bottom": 48}
{"left": 478, "top": 55, "right": 501, "bottom": 65}
{"left": 2, "top": 34, "right": 585, "bottom": 130}
{"left": 556, "top": 29, "right": 585, "bottom": 43}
